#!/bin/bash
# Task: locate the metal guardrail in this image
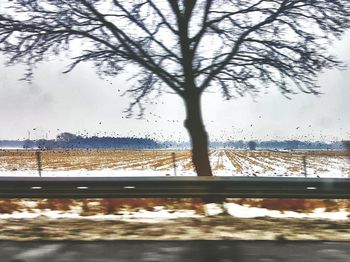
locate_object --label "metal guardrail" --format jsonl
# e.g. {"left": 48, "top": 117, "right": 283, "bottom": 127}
{"left": 0, "top": 177, "right": 349, "bottom": 199}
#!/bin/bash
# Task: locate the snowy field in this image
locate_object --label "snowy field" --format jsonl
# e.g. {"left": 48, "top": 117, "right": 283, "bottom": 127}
{"left": 0, "top": 149, "right": 349, "bottom": 236}
{"left": 0, "top": 149, "right": 349, "bottom": 178}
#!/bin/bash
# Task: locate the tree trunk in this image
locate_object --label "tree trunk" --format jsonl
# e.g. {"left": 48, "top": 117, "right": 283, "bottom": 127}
{"left": 183, "top": 92, "right": 213, "bottom": 177}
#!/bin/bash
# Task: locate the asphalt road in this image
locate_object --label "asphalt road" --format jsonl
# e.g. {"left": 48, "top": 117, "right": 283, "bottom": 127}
{"left": 3, "top": 241, "right": 350, "bottom": 262}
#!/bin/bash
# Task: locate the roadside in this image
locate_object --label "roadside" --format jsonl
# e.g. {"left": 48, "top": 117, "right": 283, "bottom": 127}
{"left": 1, "top": 215, "right": 350, "bottom": 241}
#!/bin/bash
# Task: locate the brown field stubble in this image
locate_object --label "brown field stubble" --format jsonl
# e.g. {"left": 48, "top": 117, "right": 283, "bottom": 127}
{"left": 0, "top": 149, "right": 348, "bottom": 175}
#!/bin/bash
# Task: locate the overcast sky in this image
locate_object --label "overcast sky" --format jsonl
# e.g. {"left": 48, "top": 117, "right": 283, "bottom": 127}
{"left": 0, "top": 31, "right": 349, "bottom": 142}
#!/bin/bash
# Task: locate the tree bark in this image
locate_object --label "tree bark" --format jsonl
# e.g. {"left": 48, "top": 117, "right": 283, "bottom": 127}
{"left": 183, "top": 92, "right": 213, "bottom": 177}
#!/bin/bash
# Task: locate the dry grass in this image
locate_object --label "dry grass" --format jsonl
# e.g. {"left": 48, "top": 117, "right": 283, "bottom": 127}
{"left": 0, "top": 149, "right": 190, "bottom": 171}
{"left": 233, "top": 198, "right": 350, "bottom": 213}
{"left": 0, "top": 215, "right": 350, "bottom": 240}
{"left": 0, "top": 198, "right": 350, "bottom": 216}
{"left": 0, "top": 198, "right": 206, "bottom": 215}
{"left": 0, "top": 198, "right": 349, "bottom": 240}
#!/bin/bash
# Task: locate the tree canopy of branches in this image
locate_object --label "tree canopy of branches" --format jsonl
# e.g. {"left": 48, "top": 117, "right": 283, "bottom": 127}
{"left": 0, "top": 0, "right": 349, "bottom": 176}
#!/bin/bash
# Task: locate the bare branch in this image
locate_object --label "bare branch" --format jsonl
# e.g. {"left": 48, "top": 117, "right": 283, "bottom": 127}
{"left": 0, "top": 0, "right": 349, "bottom": 114}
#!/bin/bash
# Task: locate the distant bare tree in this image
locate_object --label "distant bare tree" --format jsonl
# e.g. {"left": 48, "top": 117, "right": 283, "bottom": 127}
{"left": 1, "top": 0, "right": 349, "bottom": 176}
{"left": 344, "top": 141, "right": 350, "bottom": 159}
{"left": 248, "top": 141, "right": 257, "bottom": 151}
{"left": 56, "top": 132, "right": 78, "bottom": 143}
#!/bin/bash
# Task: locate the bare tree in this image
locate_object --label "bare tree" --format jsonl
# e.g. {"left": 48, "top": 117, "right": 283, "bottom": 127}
{"left": 0, "top": 0, "right": 349, "bottom": 176}
{"left": 247, "top": 141, "right": 257, "bottom": 151}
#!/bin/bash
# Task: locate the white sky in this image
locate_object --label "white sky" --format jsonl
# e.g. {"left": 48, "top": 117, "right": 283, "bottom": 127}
{"left": 0, "top": 31, "right": 349, "bottom": 142}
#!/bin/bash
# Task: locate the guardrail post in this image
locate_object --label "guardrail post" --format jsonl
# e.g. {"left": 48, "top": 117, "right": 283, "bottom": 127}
{"left": 35, "top": 150, "right": 42, "bottom": 177}
{"left": 172, "top": 152, "right": 177, "bottom": 176}
{"left": 302, "top": 155, "right": 307, "bottom": 177}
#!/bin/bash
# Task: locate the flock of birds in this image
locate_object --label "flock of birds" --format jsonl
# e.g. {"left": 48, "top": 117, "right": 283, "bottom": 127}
{"left": 23, "top": 118, "right": 349, "bottom": 146}
{"left": 21, "top": 78, "right": 348, "bottom": 143}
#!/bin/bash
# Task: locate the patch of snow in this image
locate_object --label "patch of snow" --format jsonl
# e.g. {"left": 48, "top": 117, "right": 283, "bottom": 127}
{"left": 0, "top": 202, "right": 348, "bottom": 221}
{"left": 224, "top": 203, "right": 349, "bottom": 220}
{"left": 203, "top": 203, "right": 225, "bottom": 216}
{"left": 0, "top": 209, "right": 202, "bottom": 220}
{"left": 0, "top": 169, "right": 197, "bottom": 177}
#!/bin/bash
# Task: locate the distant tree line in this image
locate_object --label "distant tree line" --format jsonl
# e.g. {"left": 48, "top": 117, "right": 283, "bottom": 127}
{"left": 210, "top": 140, "right": 346, "bottom": 150}
{"left": 0, "top": 140, "right": 24, "bottom": 148}
{"left": 22, "top": 132, "right": 160, "bottom": 149}
{"left": 0, "top": 134, "right": 346, "bottom": 151}
{"left": 257, "top": 140, "right": 345, "bottom": 150}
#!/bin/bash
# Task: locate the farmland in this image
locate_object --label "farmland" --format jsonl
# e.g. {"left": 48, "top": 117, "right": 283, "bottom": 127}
{"left": 0, "top": 148, "right": 350, "bottom": 238}
{"left": 0, "top": 149, "right": 349, "bottom": 177}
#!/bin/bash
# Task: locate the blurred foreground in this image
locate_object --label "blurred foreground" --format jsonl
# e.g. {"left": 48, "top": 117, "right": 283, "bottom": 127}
{"left": 1, "top": 215, "right": 350, "bottom": 241}
{"left": 0, "top": 198, "right": 349, "bottom": 241}
{"left": 2, "top": 240, "right": 350, "bottom": 262}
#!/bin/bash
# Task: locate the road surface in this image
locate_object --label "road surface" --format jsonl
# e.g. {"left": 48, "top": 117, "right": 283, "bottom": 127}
{"left": 3, "top": 240, "right": 350, "bottom": 262}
